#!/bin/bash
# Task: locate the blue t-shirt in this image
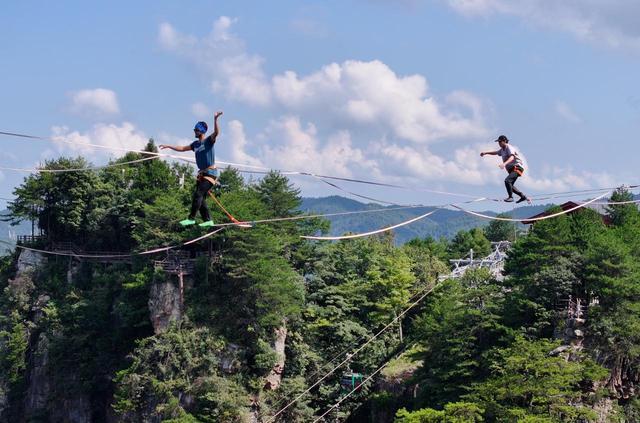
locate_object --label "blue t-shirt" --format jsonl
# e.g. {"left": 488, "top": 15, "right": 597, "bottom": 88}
{"left": 190, "top": 135, "right": 218, "bottom": 177}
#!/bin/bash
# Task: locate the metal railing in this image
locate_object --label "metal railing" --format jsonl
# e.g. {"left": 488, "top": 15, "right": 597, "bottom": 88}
{"left": 16, "top": 235, "right": 46, "bottom": 245}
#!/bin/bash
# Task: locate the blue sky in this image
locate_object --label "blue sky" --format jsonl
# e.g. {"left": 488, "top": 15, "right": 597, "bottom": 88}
{"left": 1, "top": 0, "right": 639, "bottom": 210}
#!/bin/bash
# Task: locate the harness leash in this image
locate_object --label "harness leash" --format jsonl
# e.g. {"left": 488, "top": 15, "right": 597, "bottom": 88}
{"left": 204, "top": 185, "right": 252, "bottom": 228}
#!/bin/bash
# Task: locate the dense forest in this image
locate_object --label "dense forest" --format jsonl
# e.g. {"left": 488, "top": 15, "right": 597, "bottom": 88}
{"left": 1, "top": 142, "right": 640, "bottom": 422}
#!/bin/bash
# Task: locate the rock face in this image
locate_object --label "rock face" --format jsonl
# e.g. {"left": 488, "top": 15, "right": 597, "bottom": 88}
{"left": 49, "top": 387, "right": 93, "bottom": 423}
{"left": 16, "top": 249, "right": 46, "bottom": 278}
{"left": 220, "top": 343, "right": 244, "bottom": 374}
{"left": 0, "top": 380, "right": 9, "bottom": 423}
{"left": 370, "top": 356, "right": 422, "bottom": 423}
{"left": 66, "top": 260, "right": 81, "bottom": 285}
{"left": 601, "top": 354, "right": 640, "bottom": 399}
{"left": 148, "top": 277, "right": 183, "bottom": 334}
{"left": 592, "top": 397, "right": 618, "bottom": 423}
{"left": 264, "top": 324, "right": 287, "bottom": 390}
{"left": 24, "top": 333, "right": 51, "bottom": 415}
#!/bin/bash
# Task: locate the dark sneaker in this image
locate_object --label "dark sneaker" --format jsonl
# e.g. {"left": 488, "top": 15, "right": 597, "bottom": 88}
{"left": 516, "top": 196, "right": 529, "bottom": 204}
{"left": 504, "top": 197, "right": 514, "bottom": 203}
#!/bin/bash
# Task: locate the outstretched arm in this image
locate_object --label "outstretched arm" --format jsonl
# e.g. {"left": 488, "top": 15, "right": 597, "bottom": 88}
{"left": 480, "top": 150, "right": 499, "bottom": 157}
{"left": 159, "top": 144, "right": 192, "bottom": 152}
{"left": 211, "top": 111, "right": 223, "bottom": 142}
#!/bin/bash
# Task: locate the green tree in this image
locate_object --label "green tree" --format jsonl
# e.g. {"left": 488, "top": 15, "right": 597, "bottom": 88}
{"left": 254, "top": 171, "right": 301, "bottom": 218}
{"left": 403, "top": 238, "right": 450, "bottom": 283}
{"left": 606, "top": 187, "right": 639, "bottom": 227}
{"left": 217, "top": 167, "right": 245, "bottom": 194}
{"left": 410, "top": 272, "right": 512, "bottom": 408}
{"left": 9, "top": 157, "right": 99, "bottom": 241}
{"left": 465, "top": 337, "right": 607, "bottom": 422}
{"left": 448, "top": 228, "right": 491, "bottom": 261}
{"left": 483, "top": 214, "right": 517, "bottom": 242}
{"left": 583, "top": 229, "right": 640, "bottom": 396}
{"left": 395, "top": 402, "right": 484, "bottom": 422}
{"left": 113, "top": 325, "right": 248, "bottom": 422}
{"left": 502, "top": 208, "right": 604, "bottom": 336}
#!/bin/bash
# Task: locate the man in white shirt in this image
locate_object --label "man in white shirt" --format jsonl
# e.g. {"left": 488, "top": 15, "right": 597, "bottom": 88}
{"left": 480, "top": 135, "right": 530, "bottom": 203}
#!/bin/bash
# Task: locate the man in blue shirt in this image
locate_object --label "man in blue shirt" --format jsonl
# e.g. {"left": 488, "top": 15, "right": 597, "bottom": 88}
{"left": 160, "top": 110, "right": 223, "bottom": 227}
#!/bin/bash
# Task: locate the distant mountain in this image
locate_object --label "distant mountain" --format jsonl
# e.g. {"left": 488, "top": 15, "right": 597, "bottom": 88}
{"left": 0, "top": 210, "right": 32, "bottom": 255}
{"left": 300, "top": 196, "right": 550, "bottom": 244}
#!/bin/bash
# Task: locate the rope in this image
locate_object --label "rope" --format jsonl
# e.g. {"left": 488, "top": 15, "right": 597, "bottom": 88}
{"left": 266, "top": 281, "right": 439, "bottom": 423}
{"left": 300, "top": 195, "right": 490, "bottom": 241}
{"left": 533, "top": 184, "right": 639, "bottom": 199}
{"left": 451, "top": 191, "right": 610, "bottom": 222}
{"left": 0, "top": 130, "right": 514, "bottom": 201}
{"left": 583, "top": 199, "right": 640, "bottom": 206}
{"left": 301, "top": 209, "right": 438, "bottom": 241}
{"left": 4, "top": 189, "right": 624, "bottom": 258}
{"left": 265, "top": 280, "right": 437, "bottom": 414}
{"left": 236, "top": 167, "right": 483, "bottom": 200}
{"left": 314, "top": 177, "right": 415, "bottom": 206}
{"left": 206, "top": 191, "right": 252, "bottom": 227}
{"left": 0, "top": 130, "right": 193, "bottom": 164}
{"left": 530, "top": 189, "right": 611, "bottom": 202}
{"left": 307, "top": 192, "right": 638, "bottom": 420}
{"left": 6, "top": 205, "right": 437, "bottom": 258}
{"left": 0, "top": 156, "right": 158, "bottom": 173}
{"left": 3, "top": 130, "right": 639, "bottom": 205}
{"left": 312, "top": 357, "right": 392, "bottom": 423}
{"left": 200, "top": 205, "right": 441, "bottom": 230}
{"left": 11, "top": 228, "right": 225, "bottom": 258}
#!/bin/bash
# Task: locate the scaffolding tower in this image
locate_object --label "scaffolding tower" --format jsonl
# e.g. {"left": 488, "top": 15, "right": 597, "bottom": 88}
{"left": 442, "top": 241, "right": 511, "bottom": 281}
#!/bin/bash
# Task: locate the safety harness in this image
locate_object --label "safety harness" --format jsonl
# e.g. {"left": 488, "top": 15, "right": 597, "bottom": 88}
{"left": 196, "top": 166, "right": 251, "bottom": 227}
{"left": 197, "top": 165, "right": 219, "bottom": 186}
{"left": 510, "top": 164, "right": 525, "bottom": 176}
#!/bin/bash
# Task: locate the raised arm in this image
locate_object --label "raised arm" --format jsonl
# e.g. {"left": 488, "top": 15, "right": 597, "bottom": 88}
{"left": 159, "top": 144, "right": 192, "bottom": 152}
{"left": 480, "top": 150, "right": 499, "bottom": 157}
{"left": 211, "top": 111, "right": 223, "bottom": 141}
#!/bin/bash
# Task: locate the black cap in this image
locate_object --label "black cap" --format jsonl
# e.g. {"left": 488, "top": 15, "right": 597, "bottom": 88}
{"left": 494, "top": 135, "right": 509, "bottom": 143}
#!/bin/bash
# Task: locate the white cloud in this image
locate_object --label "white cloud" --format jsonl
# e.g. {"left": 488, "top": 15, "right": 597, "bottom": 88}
{"left": 225, "top": 120, "right": 264, "bottom": 167}
{"left": 215, "top": 103, "right": 614, "bottom": 197}
{"left": 225, "top": 116, "right": 379, "bottom": 179}
{"left": 272, "top": 60, "right": 489, "bottom": 143}
{"left": 158, "top": 18, "right": 620, "bottom": 196}
{"left": 260, "top": 116, "right": 376, "bottom": 177}
{"left": 69, "top": 88, "right": 120, "bottom": 117}
{"left": 156, "top": 132, "right": 191, "bottom": 148}
{"left": 159, "top": 20, "right": 489, "bottom": 144}
{"left": 372, "top": 141, "right": 510, "bottom": 187}
{"left": 50, "top": 122, "right": 149, "bottom": 158}
{"left": 442, "top": 0, "right": 640, "bottom": 52}
{"left": 555, "top": 100, "right": 582, "bottom": 123}
{"left": 158, "top": 18, "right": 271, "bottom": 106}
{"left": 191, "top": 102, "right": 211, "bottom": 119}
{"left": 521, "top": 169, "right": 618, "bottom": 193}
{"left": 468, "top": 142, "right": 619, "bottom": 193}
